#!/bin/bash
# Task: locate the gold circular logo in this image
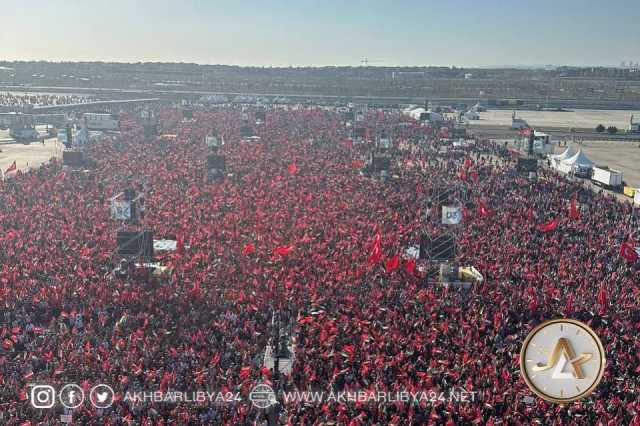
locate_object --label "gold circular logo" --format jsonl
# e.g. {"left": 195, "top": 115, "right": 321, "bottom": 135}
{"left": 520, "top": 319, "right": 605, "bottom": 404}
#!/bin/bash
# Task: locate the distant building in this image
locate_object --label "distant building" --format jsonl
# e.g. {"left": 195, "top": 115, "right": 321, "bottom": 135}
{"left": 630, "top": 115, "right": 640, "bottom": 133}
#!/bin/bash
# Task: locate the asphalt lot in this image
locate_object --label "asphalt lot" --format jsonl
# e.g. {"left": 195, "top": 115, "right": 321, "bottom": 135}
{"left": 0, "top": 130, "right": 62, "bottom": 173}
{"left": 555, "top": 140, "right": 640, "bottom": 188}
{"left": 503, "top": 138, "right": 640, "bottom": 188}
{"left": 470, "top": 109, "right": 640, "bottom": 131}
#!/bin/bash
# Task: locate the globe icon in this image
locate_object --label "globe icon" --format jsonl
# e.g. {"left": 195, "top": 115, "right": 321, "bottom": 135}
{"left": 249, "top": 383, "right": 277, "bottom": 409}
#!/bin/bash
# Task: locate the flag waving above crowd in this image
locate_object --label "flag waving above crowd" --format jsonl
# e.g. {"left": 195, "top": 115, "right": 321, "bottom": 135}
{"left": 0, "top": 104, "right": 637, "bottom": 426}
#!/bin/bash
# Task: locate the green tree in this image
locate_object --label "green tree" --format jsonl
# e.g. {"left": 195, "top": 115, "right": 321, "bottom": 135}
{"left": 607, "top": 126, "right": 618, "bottom": 134}
{"left": 596, "top": 124, "right": 605, "bottom": 133}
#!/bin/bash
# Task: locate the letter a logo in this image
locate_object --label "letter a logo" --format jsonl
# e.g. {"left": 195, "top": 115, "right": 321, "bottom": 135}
{"left": 531, "top": 338, "right": 592, "bottom": 379}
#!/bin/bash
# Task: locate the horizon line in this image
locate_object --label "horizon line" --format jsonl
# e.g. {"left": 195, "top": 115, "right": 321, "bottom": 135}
{"left": 0, "top": 59, "right": 629, "bottom": 70}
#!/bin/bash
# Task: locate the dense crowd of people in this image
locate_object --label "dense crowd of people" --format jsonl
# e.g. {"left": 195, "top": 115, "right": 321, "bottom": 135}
{"left": 0, "top": 106, "right": 638, "bottom": 425}
{"left": 0, "top": 93, "right": 97, "bottom": 109}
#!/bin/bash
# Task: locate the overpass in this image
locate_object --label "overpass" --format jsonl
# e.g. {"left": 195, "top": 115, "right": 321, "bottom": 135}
{"left": 3, "top": 85, "right": 640, "bottom": 110}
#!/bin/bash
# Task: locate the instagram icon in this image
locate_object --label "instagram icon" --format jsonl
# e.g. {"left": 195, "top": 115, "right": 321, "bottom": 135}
{"left": 30, "top": 385, "right": 56, "bottom": 409}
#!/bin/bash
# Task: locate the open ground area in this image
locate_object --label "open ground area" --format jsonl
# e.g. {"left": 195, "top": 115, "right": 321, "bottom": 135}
{"left": 0, "top": 131, "right": 62, "bottom": 173}
{"left": 470, "top": 109, "right": 640, "bottom": 131}
{"left": 563, "top": 140, "right": 640, "bottom": 187}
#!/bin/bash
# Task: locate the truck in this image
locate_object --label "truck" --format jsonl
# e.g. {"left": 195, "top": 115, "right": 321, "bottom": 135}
{"left": 591, "top": 166, "right": 623, "bottom": 189}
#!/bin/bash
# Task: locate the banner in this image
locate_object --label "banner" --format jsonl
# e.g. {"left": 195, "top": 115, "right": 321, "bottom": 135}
{"left": 205, "top": 135, "right": 219, "bottom": 147}
{"left": 378, "top": 137, "right": 391, "bottom": 150}
{"left": 111, "top": 200, "right": 132, "bottom": 220}
{"left": 442, "top": 206, "right": 462, "bottom": 225}
{"left": 404, "top": 246, "right": 420, "bottom": 259}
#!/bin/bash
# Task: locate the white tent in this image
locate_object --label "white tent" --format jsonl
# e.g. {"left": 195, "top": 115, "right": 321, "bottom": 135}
{"left": 557, "top": 149, "right": 594, "bottom": 174}
{"left": 563, "top": 150, "right": 594, "bottom": 167}
{"left": 550, "top": 147, "right": 576, "bottom": 161}
{"left": 550, "top": 147, "right": 575, "bottom": 170}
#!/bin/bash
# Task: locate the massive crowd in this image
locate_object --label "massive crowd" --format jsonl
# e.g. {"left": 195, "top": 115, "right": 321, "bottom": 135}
{"left": 0, "top": 93, "right": 97, "bottom": 109}
{"left": 0, "top": 106, "right": 639, "bottom": 425}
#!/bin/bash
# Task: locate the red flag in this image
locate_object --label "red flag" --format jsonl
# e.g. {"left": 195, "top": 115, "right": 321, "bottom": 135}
{"left": 176, "top": 237, "right": 185, "bottom": 256}
{"left": 368, "top": 244, "right": 382, "bottom": 264}
{"left": 242, "top": 243, "right": 256, "bottom": 256}
{"left": 458, "top": 168, "right": 467, "bottom": 182}
{"left": 470, "top": 169, "right": 479, "bottom": 184}
{"left": 477, "top": 200, "right": 492, "bottom": 218}
{"left": 385, "top": 255, "right": 399, "bottom": 273}
{"left": 260, "top": 367, "right": 272, "bottom": 378}
{"left": 287, "top": 163, "right": 298, "bottom": 175}
{"left": 566, "top": 293, "right": 574, "bottom": 314}
{"left": 274, "top": 246, "right": 293, "bottom": 256}
{"left": 569, "top": 195, "right": 580, "bottom": 220}
{"left": 55, "top": 170, "right": 66, "bottom": 183}
{"left": 344, "top": 138, "right": 354, "bottom": 149}
{"left": 620, "top": 241, "right": 639, "bottom": 263}
{"left": 464, "top": 157, "right": 473, "bottom": 169}
{"left": 343, "top": 344, "right": 355, "bottom": 358}
{"left": 298, "top": 315, "right": 313, "bottom": 325}
{"left": 405, "top": 258, "right": 416, "bottom": 274}
{"left": 210, "top": 353, "right": 220, "bottom": 366}
{"left": 537, "top": 219, "right": 558, "bottom": 233}
{"left": 239, "top": 367, "right": 251, "bottom": 380}
{"left": 529, "top": 296, "right": 538, "bottom": 312}
{"left": 4, "top": 161, "right": 16, "bottom": 175}
{"left": 351, "top": 159, "right": 364, "bottom": 169}
{"left": 597, "top": 285, "right": 607, "bottom": 308}
{"left": 373, "top": 233, "right": 381, "bottom": 248}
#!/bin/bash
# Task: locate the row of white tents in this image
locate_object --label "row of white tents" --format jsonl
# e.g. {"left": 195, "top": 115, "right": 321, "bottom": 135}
{"left": 549, "top": 147, "right": 595, "bottom": 175}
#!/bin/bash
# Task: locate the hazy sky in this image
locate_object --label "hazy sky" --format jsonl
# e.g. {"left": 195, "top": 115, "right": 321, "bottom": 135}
{"left": 1, "top": 0, "right": 638, "bottom": 67}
